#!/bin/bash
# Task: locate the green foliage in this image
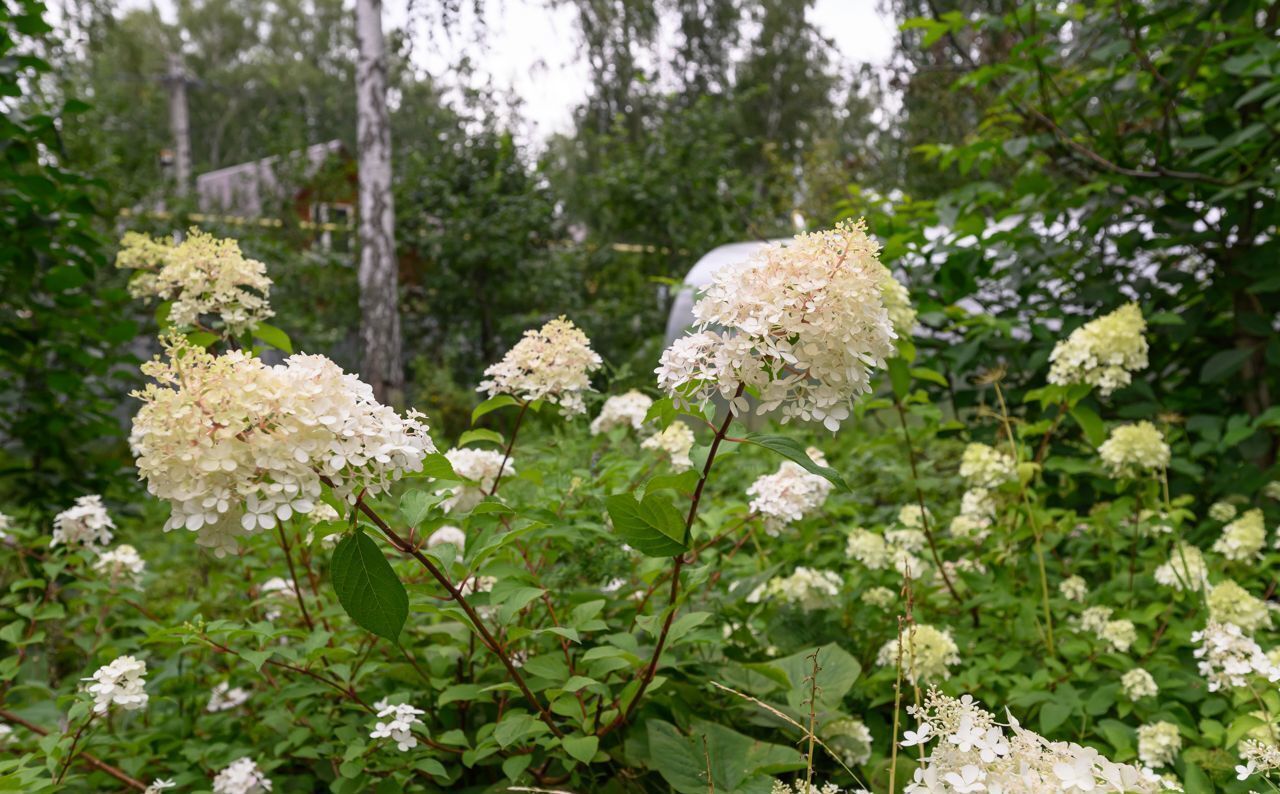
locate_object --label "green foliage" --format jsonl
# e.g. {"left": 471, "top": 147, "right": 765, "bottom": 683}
{"left": 0, "top": 0, "right": 137, "bottom": 511}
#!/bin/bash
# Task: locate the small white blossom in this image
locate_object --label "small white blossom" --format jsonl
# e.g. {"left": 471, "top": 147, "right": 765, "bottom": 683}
{"left": 1098, "top": 421, "right": 1170, "bottom": 478}
{"left": 370, "top": 700, "right": 426, "bottom": 752}
{"left": 117, "top": 229, "right": 273, "bottom": 334}
{"left": 824, "top": 717, "right": 874, "bottom": 767}
{"left": 1154, "top": 543, "right": 1208, "bottom": 591}
{"left": 1208, "top": 501, "right": 1238, "bottom": 522}
{"left": 746, "top": 567, "right": 843, "bottom": 611}
{"left": 438, "top": 448, "right": 511, "bottom": 513}
{"left": 207, "top": 681, "right": 252, "bottom": 713}
{"left": 747, "top": 447, "right": 833, "bottom": 533}
{"left": 656, "top": 220, "right": 896, "bottom": 431}
{"left": 93, "top": 544, "right": 146, "bottom": 588}
{"left": 478, "top": 316, "right": 602, "bottom": 417}
{"left": 877, "top": 624, "right": 960, "bottom": 683}
{"left": 903, "top": 688, "right": 1162, "bottom": 793}
{"left": 862, "top": 586, "right": 896, "bottom": 609}
{"left": 131, "top": 337, "right": 435, "bottom": 556}
{"left": 640, "top": 423, "right": 696, "bottom": 472}
{"left": 1121, "top": 668, "right": 1159, "bottom": 701}
{"left": 1207, "top": 580, "right": 1273, "bottom": 632}
{"left": 1193, "top": 621, "right": 1280, "bottom": 692}
{"left": 590, "top": 390, "right": 653, "bottom": 435}
{"left": 1047, "top": 303, "right": 1149, "bottom": 396}
{"left": 1213, "top": 508, "right": 1266, "bottom": 562}
{"left": 144, "top": 780, "right": 177, "bottom": 794}
{"left": 1137, "top": 722, "right": 1181, "bottom": 769}
{"left": 426, "top": 525, "right": 466, "bottom": 550}
{"left": 84, "top": 655, "right": 148, "bottom": 714}
{"left": 52, "top": 495, "right": 115, "bottom": 550}
{"left": 959, "top": 443, "right": 1016, "bottom": 489}
{"left": 212, "top": 757, "right": 272, "bottom": 794}
{"left": 1058, "top": 575, "right": 1087, "bottom": 602}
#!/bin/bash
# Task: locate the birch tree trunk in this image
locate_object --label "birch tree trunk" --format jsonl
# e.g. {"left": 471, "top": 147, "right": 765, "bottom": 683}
{"left": 355, "top": 0, "right": 403, "bottom": 402}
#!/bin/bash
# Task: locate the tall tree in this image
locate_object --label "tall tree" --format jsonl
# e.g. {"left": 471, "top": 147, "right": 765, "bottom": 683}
{"left": 355, "top": 0, "right": 403, "bottom": 402}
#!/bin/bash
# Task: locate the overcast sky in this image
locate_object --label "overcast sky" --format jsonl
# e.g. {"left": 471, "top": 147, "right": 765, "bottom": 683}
{"left": 120, "top": 0, "right": 897, "bottom": 143}
{"left": 397, "top": 0, "right": 897, "bottom": 139}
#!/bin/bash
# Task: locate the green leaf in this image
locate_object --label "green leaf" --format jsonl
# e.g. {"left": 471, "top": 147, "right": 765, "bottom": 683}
{"left": 768, "top": 644, "right": 861, "bottom": 710}
{"left": 887, "top": 356, "right": 911, "bottom": 399}
{"left": 643, "top": 470, "right": 700, "bottom": 495}
{"left": 472, "top": 395, "right": 520, "bottom": 424}
{"left": 330, "top": 530, "right": 408, "bottom": 642}
{"left": 741, "top": 434, "right": 849, "bottom": 491}
{"left": 420, "top": 453, "right": 459, "bottom": 480}
{"left": 561, "top": 735, "right": 599, "bottom": 765}
{"left": 1069, "top": 404, "right": 1105, "bottom": 447}
{"left": 399, "top": 491, "right": 434, "bottom": 527}
{"left": 458, "top": 428, "right": 504, "bottom": 448}
{"left": 1039, "top": 701, "right": 1073, "bottom": 734}
{"left": 1200, "top": 347, "right": 1255, "bottom": 384}
{"left": 909, "top": 366, "right": 949, "bottom": 387}
{"left": 253, "top": 322, "right": 293, "bottom": 354}
{"left": 605, "top": 492, "right": 688, "bottom": 556}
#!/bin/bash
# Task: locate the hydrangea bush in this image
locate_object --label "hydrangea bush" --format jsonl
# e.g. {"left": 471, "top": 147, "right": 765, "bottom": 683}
{"left": 3, "top": 225, "right": 1280, "bottom": 794}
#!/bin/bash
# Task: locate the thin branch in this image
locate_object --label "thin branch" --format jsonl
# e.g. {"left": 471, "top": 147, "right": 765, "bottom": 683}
{"left": 0, "top": 708, "right": 147, "bottom": 791}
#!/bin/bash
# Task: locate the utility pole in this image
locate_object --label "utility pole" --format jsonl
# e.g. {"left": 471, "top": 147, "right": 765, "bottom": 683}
{"left": 355, "top": 0, "right": 403, "bottom": 403}
{"left": 165, "top": 52, "right": 192, "bottom": 198}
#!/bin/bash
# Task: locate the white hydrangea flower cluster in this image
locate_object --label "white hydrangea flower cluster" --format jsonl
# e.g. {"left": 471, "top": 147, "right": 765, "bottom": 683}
{"left": 1073, "top": 606, "right": 1137, "bottom": 653}
{"left": 747, "top": 447, "right": 833, "bottom": 534}
{"left": 656, "top": 220, "right": 896, "bottom": 431}
{"left": 1136, "top": 722, "right": 1182, "bottom": 769}
{"left": 1098, "top": 421, "right": 1170, "bottom": 478}
{"left": 370, "top": 699, "right": 426, "bottom": 752}
{"left": 746, "top": 567, "right": 843, "bottom": 611}
{"left": 878, "top": 264, "right": 917, "bottom": 337}
{"left": 438, "top": 448, "right": 510, "bottom": 512}
{"left": 0, "top": 510, "right": 13, "bottom": 543}
{"left": 478, "top": 316, "right": 602, "bottom": 417}
{"left": 1237, "top": 739, "right": 1280, "bottom": 783}
{"left": 1266, "top": 481, "right": 1280, "bottom": 500}
{"left": 897, "top": 504, "right": 933, "bottom": 530}
{"left": 459, "top": 574, "right": 497, "bottom": 597}
{"left": 823, "top": 717, "right": 874, "bottom": 767}
{"left": 902, "top": 689, "right": 1164, "bottom": 794}
{"left": 52, "top": 495, "right": 115, "bottom": 550}
{"left": 1121, "top": 668, "right": 1159, "bottom": 701}
{"left": 1213, "top": 508, "right": 1266, "bottom": 561}
{"left": 1207, "top": 580, "right": 1273, "bottom": 633}
{"left": 1208, "top": 501, "right": 1238, "bottom": 522}
{"left": 1047, "top": 303, "right": 1149, "bottom": 396}
{"left": 771, "top": 781, "right": 841, "bottom": 794}
{"left": 117, "top": 229, "right": 273, "bottom": 335}
{"left": 131, "top": 337, "right": 435, "bottom": 556}
{"left": 1154, "top": 542, "right": 1208, "bottom": 591}
{"left": 207, "top": 681, "right": 252, "bottom": 713}
{"left": 950, "top": 488, "right": 997, "bottom": 541}
{"left": 84, "top": 655, "right": 148, "bottom": 714}
{"left": 846, "top": 527, "right": 927, "bottom": 579}
{"left": 212, "top": 757, "right": 272, "bottom": 794}
{"left": 959, "top": 443, "right": 1016, "bottom": 490}
{"left": 862, "top": 586, "right": 897, "bottom": 609}
{"left": 1192, "top": 621, "right": 1280, "bottom": 692}
{"left": 877, "top": 624, "right": 960, "bottom": 683}
{"left": 427, "top": 525, "right": 466, "bottom": 550}
{"left": 640, "top": 422, "right": 696, "bottom": 472}
{"left": 92, "top": 544, "right": 146, "bottom": 589}
{"left": 590, "top": 390, "right": 654, "bottom": 435}
{"left": 1058, "top": 575, "right": 1087, "bottom": 602}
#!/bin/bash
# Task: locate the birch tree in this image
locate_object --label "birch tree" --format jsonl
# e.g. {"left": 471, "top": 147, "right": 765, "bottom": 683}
{"left": 355, "top": 0, "right": 402, "bottom": 402}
